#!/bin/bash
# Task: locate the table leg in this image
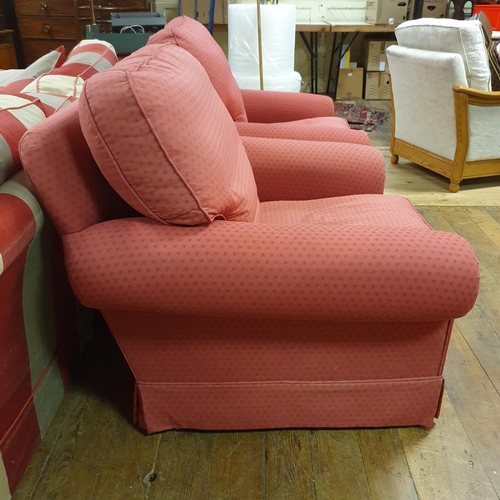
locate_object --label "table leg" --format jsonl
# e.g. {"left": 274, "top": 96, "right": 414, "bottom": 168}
{"left": 331, "top": 32, "right": 359, "bottom": 101}
{"left": 299, "top": 31, "right": 317, "bottom": 93}
{"left": 314, "top": 32, "right": 319, "bottom": 94}
{"left": 208, "top": 0, "right": 215, "bottom": 34}
{"left": 326, "top": 32, "right": 338, "bottom": 95}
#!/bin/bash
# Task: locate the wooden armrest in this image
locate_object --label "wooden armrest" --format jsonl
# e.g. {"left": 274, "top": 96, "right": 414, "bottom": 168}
{"left": 453, "top": 85, "right": 500, "bottom": 106}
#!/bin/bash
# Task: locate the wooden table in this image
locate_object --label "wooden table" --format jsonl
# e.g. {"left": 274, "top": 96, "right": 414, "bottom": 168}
{"left": 0, "top": 29, "right": 17, "bottom": 69}
{"left": 296, "top": 22, "right": 330, "bottom": 94}
{"left": 206, "top": 21, "right": 398, "bottom": 96}
{"left": 326, "top": 22, "right": 397, "bottom": 98}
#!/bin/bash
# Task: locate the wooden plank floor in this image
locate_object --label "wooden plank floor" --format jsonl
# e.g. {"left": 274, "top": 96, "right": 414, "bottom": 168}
{"left": 12, "top": 125, "right": 500, "bottom": 500}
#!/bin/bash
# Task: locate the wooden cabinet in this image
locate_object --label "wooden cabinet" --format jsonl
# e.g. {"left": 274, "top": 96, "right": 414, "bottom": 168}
{"left": 0, "top": 29, "right": 18, "bottom": 68}
{"left": 14, "top": 0, "right": 150, "bottom": 64}
{"left": 14, "top": 0, "right": 78, "bottom": 64}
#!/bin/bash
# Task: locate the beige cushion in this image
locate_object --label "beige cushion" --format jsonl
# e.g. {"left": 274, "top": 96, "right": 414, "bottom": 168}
{"left": 395, "top": 18, "right": 491, "bottom": 91}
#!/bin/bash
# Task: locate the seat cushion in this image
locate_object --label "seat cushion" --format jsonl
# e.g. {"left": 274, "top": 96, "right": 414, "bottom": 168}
{"left": 395, "top": 18, "right": 491, "bottom": 91}
{"left": 148, "top": 16, "right": 248, "bottom": 123}
{"left": 236, "top": 117, "right": 371, "bottom": 146}
{"left": 79, "top": 44, "right": 259, "bottom": 226}
{"left": 259, "top": 194, "right": 428, "bottom": 228}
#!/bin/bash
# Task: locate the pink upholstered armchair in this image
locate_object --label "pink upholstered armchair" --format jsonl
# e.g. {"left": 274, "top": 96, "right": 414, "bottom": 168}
{"left": 20, "top": 43, "right": 479, "bottom": 434}
{"left": 148, "top": 16, "right": 370, "bottom": 146}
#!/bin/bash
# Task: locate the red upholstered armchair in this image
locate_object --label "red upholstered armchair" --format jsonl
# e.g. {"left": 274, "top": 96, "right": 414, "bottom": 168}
{"left": 20, "top": 44, "right": 479, "bottom": 434}
{"left": 148, "top": 16, "right": 370, "bottom": 146}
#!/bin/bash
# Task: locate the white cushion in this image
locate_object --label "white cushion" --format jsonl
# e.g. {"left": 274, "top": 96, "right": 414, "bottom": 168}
{"left": 395, "top": 18, "right": 491, "bottom": 91}
{"left": 0, "top": 47, "right": 64, "bottom": 87}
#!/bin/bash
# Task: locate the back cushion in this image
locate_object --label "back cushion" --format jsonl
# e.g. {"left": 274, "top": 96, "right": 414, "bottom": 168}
{"left": 148, "top": 16, "right": 248, "bottom": 122}
{"left": 79, "top": 44, "right": 259, "bottom": 226}
{"left": 395, "top": 18, "right": 491, "bottom": 91}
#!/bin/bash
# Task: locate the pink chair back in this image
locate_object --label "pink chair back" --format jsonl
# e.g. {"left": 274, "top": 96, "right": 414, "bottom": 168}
{"left": 148, "top": 16, "right": 248, "bottom": 123}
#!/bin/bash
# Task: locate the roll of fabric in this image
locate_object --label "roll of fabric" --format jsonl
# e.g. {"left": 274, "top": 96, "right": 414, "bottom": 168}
{"left": 234, "top": 71, "right": 302, "bottom": 92}
{"left": 228, "top": 4, "right": 301, "bottom": 91}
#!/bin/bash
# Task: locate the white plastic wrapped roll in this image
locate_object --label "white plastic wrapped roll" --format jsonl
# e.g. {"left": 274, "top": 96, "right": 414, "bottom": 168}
{"left": 234, "top": 71, "right": 302, "bottom": 92}
{"left": 228, "top": 4, "right": 301, "bottom": 91}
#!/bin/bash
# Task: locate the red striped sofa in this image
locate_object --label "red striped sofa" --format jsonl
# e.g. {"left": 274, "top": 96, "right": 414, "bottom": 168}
{"left": 0, "top": 40, "right": 117, "bottom": 500}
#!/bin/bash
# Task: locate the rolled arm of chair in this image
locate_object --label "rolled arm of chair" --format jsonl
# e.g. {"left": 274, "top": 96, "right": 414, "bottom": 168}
{"left": 0, "top": 171, "right": 42, "bottom": 274}
{"left": 236, "top": 121, "right": 370, "bottom": 146}
{"left": 64, "top": 218, "right": 479, "bottom": 323}
{"left": 240, "top": 89, "right": 334, "bottom": 123}
{"left": 241, "top": 136, "right": 385, "bottom": 200}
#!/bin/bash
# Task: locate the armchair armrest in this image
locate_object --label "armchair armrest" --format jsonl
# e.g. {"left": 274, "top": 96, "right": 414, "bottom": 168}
{"left": 64, "top": 217, "right": 479, "bottom": 323}
{"left": 453, "top": 86, "right": 500, "bottom": 162}
{"left": 0, "top": 171, "right": 42, "bottom": 274}
{"left": 241, "top": 136, "right": 385, "bottom": 200}
{"left": 236, "top": 121, "right": 370, "bottom": 146}
{"left": 453, "top": 85, "right": 500, "bottom": 105}
{"left": 240, "top": 89, "right": 334, "bottom": 123}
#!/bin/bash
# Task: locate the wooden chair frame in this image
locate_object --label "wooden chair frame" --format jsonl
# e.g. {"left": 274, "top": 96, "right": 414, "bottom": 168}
{"left": 390, "top": 84, "right": 500, "bottom": 192}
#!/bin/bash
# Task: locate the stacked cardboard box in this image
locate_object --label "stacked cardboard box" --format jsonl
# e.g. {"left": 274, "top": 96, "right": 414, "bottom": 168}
{"left": 408, "top": 0, "right": 448, "bottom": 20}
{"left": 336, "top": 68, "right": 364, "bottom": 101}
{"left": 365, "top": 0, "right": 408, "bottom": 25}
{"left": 362, "top": 39, "right": 396, "bottom": 100}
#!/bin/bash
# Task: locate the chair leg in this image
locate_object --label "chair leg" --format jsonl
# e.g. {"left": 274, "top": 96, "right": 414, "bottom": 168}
{"left": 449, "top": 180, "right": 460, "bottom": 193}
{"left": 391, "top": 154, "right": 399, "bottom": 165}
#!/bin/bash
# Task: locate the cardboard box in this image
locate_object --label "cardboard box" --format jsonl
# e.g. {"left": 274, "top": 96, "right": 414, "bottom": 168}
{"left": 362, "top": 39, "right": 397, "bottom": 71}
{"left": 408, "top": 0, "right": 447, "bottom": 19}
{"left": 380, "top": 72, "right": 391, "bottom": 99}
{"left": 182, "top": 0, "right": 226, "bottom": 24}
{"left": 422, "top": 0, "right": 447, "bottom": 18}
{"left": 365, "top": 71, "right": 381, "bottom": 100}
{"left": 364, "top": 72, "right": 392, "bottom": 100}
{"left": 365, "top": 0, "right": 408, "bottom": 25}
{"left": 337, "top": 68, "right": 364, "bottom": 101}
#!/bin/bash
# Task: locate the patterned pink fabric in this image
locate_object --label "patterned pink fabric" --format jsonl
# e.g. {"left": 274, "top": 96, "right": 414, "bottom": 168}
{"left": 106, "top": 311, "right": 451, "bottom": 432}
{"left": 135, "top": 377, "right": 443, "bottom": 432}
{"left": 63, "top": 211, "right": 478, "bottom": 323}
{"left": 79, "top": 44, "right": 259, "bottom": 225}
{"left": 148, "top": 16, "right": 248, "bottom": 122}
{"left": 242, "top": 136, "right": 384, "bottom": 200}
{"left": 20, "top": 102, "right": 136, "bottom": 236}
{"left": 20, "top": 39, "right": 480, "bottom": 437}
{"left": 240, "top": 89, "right": 334, "bottom": 123}
{"left": 259, "top": 195, "right": 426, "bottom": 226}
{"left": 237, "top": 118, "right": 370, "bottom": 145}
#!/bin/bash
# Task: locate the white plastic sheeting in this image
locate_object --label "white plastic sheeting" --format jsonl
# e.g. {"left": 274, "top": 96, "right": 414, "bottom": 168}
{"left": 228, "top": 4, "right": 302, "bottom": 92}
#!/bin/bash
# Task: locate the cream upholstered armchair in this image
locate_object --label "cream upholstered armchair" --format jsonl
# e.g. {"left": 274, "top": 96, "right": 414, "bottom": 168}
{"left": 387, "top": 18, "right": 500, "bottom": 192}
